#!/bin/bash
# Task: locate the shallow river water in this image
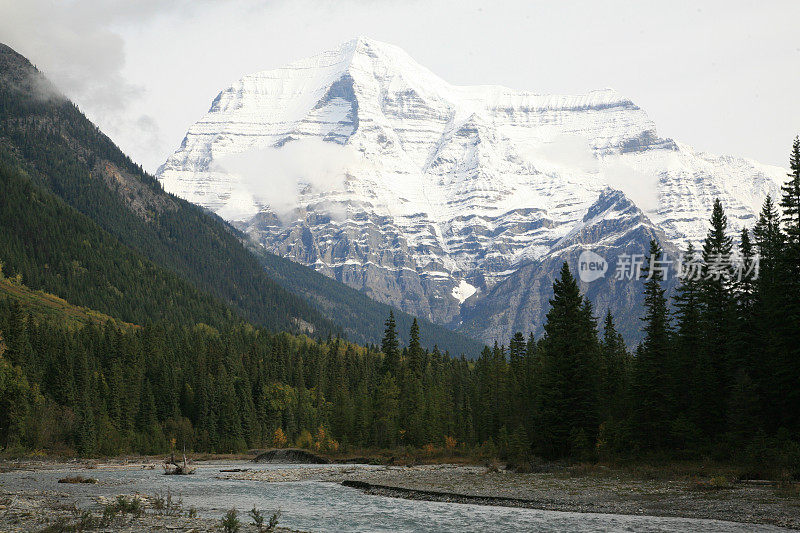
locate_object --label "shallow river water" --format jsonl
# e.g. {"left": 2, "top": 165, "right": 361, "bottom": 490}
{"left": 0, "top": 463, "right": 788, "bottom": 532}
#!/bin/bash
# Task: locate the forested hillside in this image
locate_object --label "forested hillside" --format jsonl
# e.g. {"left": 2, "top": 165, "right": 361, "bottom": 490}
{"left": 0, "top": 39, "right": 797, "bottom": 470}
{"left": 0, "top": 43, "right": 334, "bottom": 335}
{"left": 0, "top": 162, "right": 247, "bottom": 329}
{"left": 0, "top": 42, "right": 480, "bottom": 355}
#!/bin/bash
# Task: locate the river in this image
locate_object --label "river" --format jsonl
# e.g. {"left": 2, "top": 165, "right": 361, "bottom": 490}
{"left": 0, "top": 462, "right": 788, "bottom": 532}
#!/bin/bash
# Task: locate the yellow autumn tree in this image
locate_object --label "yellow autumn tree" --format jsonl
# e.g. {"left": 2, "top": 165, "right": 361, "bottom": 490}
{"left": 313, "top": 425, "right": 327, "bottom": 451}
{"left": 272, "top": 427, "right": 287, "bottom": 448}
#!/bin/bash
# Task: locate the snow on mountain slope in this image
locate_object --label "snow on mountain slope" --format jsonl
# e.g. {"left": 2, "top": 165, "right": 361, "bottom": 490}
{"left": 157, "top": 37, "right": 786, "bottom": 340}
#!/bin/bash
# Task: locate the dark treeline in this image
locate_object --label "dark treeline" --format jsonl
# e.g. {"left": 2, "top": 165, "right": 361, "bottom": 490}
{"left": 1, "top": 141, "right": 799, "bottom": 470}
{"left": 0, "top": 305, "right": 477, "bottom": 456}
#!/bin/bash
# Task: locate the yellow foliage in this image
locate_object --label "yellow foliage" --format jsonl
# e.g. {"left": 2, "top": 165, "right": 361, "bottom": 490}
{"left": 314, "top": 425, "right": 327, "bottom": 450}
{"left": 272, "top": 427, "right": 287, "bottom": 448}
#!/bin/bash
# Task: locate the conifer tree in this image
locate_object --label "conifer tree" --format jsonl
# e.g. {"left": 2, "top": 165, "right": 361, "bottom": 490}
{"left": 633, "top": 239, "right": 673, "bottom": 448}
{"left": 407, "top": 318, "right": 424, "bottom": 377}
{"left": 599, "top": 311, "right": 628, "bottom": 423}
{"left": 754, "top": 195, "right": 785, "bottom": 276}
{"left": 780, "top": 137, "right": 800, "bottom": 245}
{"left": 752, "top": 196, "right": 786, "bottom": 423}
{"left": 381, "top": 311, "right": 399, "bottom": 375}
{"left": 732, "top": 228, "right": 757, "bottom": 371}
{"left": 735, "top": 228, "right": 757, "bottom": 315}
{"left": 672, "top": 242, "right": 704, "bottom": 442}
{"left": 509, "top": 332, "right": 526, "bottom": 367}
{"left": 777, "top": 139, "right": 800, "bottom": 432}
{"left": 699, "top": 199, "right": 735, "bottom": 436}
{"left": 508, "top": 332, "right": 528, "bottom": 431}
{"left": 537, "top": 263, "right": 600, "bottom": 458}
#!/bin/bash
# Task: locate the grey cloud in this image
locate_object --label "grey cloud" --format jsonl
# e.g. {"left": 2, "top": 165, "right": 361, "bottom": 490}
{"left": 0, "top": 0, "right": 204, "bottom": 164}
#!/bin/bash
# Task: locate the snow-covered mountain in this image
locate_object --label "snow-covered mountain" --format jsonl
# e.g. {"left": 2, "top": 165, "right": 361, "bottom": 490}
{"left": 157, "top": 37, "right": 785, "bottom": 343}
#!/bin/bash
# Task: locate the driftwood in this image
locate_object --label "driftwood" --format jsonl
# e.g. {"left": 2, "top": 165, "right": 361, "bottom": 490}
{"left": 163, "top": 453, "right": 196, "bottom": 475}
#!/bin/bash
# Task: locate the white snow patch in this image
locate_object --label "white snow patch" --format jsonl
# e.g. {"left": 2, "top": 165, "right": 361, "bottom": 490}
{"left": 452, "top": 280, "right": 477, "bottom": 304}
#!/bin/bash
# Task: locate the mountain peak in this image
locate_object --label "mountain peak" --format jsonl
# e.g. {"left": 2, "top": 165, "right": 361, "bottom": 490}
{"left": 347, "top": 35, "right": 394, "bottom": 50}
{"left": 341, "top": 36, "right": 415, "bottom": 59}
{"left": 158, "top": 39, "right": 785, "bottom": 342}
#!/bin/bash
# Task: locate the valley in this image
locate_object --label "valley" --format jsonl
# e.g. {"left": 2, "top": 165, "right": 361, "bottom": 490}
{"left": 1, "top": 4, "right": 799, "bottom": 532}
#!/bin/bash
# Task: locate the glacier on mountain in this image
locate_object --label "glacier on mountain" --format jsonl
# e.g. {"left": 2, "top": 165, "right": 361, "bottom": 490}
{"left": 157, "top": 37, "right": 786, "bottom": 342}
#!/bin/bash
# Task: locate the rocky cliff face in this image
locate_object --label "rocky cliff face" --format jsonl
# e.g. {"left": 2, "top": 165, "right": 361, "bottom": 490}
{"left": 459, "top": 189, "right": 680, "bottom": 343}
{"left": 157, "top": 37, "right": 785, "bottom": 343}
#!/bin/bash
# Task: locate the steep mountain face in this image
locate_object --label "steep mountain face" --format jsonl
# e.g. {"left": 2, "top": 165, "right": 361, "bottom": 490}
{"left": 459, "top": 189, "right": 680, "bottom": 342}
{"left": 158, "top": 37, "right": 785, "bottom": 342}
{"left": 0, "top": 42, "right": 480, "bottom": 356}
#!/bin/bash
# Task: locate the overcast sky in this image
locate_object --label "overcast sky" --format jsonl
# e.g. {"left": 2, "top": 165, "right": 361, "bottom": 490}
{"left": 1, "top": 0, "right": 798, "bottom": 172}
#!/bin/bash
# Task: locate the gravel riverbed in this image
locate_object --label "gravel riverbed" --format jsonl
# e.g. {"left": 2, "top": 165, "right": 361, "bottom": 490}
{"left": 222, "top": 463, "right": 800, "bottom": 529}
{"left": 1, "top": 461, "right": 798, "bottom": 531}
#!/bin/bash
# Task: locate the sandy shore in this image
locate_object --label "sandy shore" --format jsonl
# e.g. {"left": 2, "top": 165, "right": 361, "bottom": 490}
{"left": 221, "top": 463, "right": 800, "bottom": 529}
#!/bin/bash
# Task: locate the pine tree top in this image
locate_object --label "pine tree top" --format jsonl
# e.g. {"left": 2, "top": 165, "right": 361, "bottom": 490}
{"left": 703, "top": 199, "right": 733, "bottom": 259}
{"left": 780, "top": 137, "right": 800, "bottom": 242}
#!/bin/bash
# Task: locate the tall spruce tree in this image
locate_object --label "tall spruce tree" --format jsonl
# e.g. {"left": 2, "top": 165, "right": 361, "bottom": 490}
{"left": 381, "top": 311, "right": 400, "bottom": 375}
{"left": 780, "top": 137, "right": 800, "bottom": 246}
{"left": 633, "top": 239, "right": 673, "bottom": 448}
{"left": 672, "top": 242, "right": 704, "bottom": 445}
{"left": 752, "top": 195, "right": 786, "bottom": 417}
{"left": 537, "top": 263, "right": 600, "bottom": 458}
{"left": 507, "top": 332, "right": 528, "bottom": 432}
{"left": 732, "top": 228, "right": 757, "bottom": 371}
{"left": 407, "top": 318, "right": 425, "bottom": 377}
{"left": 699, "top": 199, "right": 735, "bottom": 437}
{"left": 599, "top": 311, "right": 629, "bottom": 424}
{"left": 778, "top": 139, "right": 800, "bottom": 432}
{"left": 735, "top": 229, "right": 757, "bottom": 315}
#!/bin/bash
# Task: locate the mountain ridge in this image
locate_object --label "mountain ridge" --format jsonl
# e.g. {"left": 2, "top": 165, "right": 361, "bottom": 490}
{"left": 158, "top": 37, "right": 785, "bottom": 343}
